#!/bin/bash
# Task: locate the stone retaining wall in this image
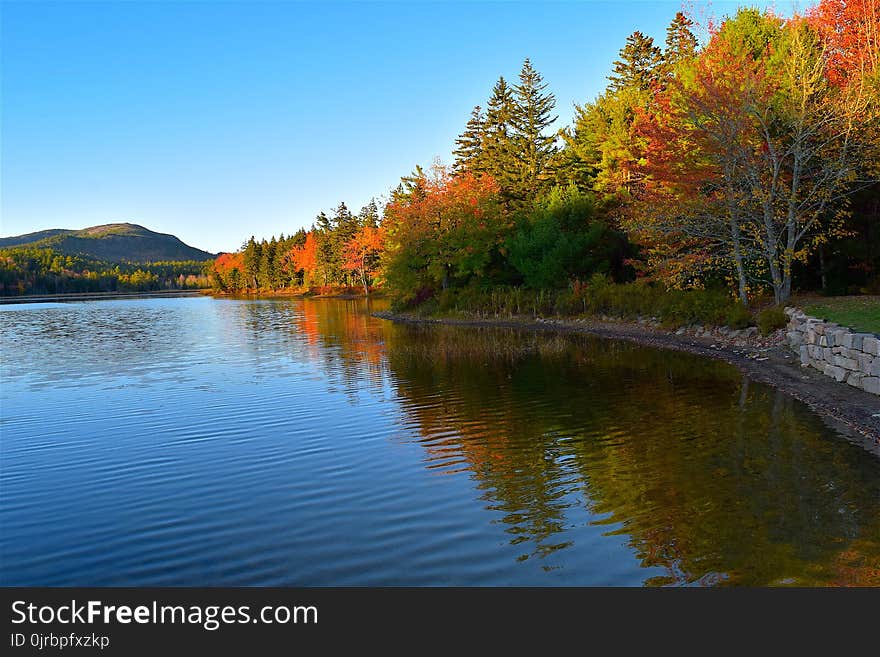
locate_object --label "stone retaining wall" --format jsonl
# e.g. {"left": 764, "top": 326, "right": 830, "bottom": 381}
{"left": 785, "top": 307, "right": 880, "bottom": 395}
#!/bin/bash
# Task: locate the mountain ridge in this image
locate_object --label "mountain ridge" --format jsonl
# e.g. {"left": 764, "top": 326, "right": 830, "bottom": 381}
{"left": 0, "top": 223, "right": 216, "bottom": 262}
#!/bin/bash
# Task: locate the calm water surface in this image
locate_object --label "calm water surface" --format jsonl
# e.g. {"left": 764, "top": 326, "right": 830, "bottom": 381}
{"left": 2, "top": 296, "right": 880, "bottom": 586}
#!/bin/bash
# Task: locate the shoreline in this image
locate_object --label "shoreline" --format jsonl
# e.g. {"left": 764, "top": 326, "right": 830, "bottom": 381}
{"left": 210, "top": 289, "right": 381, "bottom": 300}
{"left": 374, "top": 310, "right": 880, "bottom": 455}
{"left": 0, "top": 289, "right": 207, "bottom": 304}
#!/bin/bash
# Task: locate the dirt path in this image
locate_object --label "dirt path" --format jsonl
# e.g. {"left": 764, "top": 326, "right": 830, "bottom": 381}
{"left": 374, "top": 311, "right": 880, "bottom": 455}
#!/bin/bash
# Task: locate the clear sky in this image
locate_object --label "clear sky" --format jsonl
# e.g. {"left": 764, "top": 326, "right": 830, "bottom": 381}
{"left": 2, "top": 0, "right": 794, "bottom": 254}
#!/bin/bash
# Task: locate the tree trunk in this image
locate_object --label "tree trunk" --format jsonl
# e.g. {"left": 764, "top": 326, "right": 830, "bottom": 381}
{"left": 729, "top": 220, "right": 749, "bottom": 305}
{"left": 768, "top": 255, "right": 784, "bottom": 305}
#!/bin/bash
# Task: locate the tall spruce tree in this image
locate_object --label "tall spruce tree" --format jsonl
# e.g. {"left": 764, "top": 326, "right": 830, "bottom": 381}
{"left": 242, "top": 236, "right": 260, "bottom": 290}
{"left": 257, "top": 238, "right": 275, "bottom": 290}
{"left": 453, "top": 105, "right": 486, "bottom": 173}
{"left": 663, "top": 12, "right": 698, "bottom": 72}
{"left": 512, "top": 58, "right": 558, "bottom": 200}
{"left": 482, "top": 77, "right": 520, "bottom": 206}
{"left": 332, "top": 202, "right": 358, "bottom": 285}
{"left": 608, "top": 31, "right": 663, "bottom": 91}
{"left": 358, "top": 199, "right": 380, "bottom": 228}
{"left": 315, "top": 211, "right": 335, "bottom": 286}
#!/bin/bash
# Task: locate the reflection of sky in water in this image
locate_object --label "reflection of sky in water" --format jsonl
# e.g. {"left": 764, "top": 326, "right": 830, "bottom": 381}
{"left": 1, "top": 298, "right": 321, "bottom": 391}
{"left": 3, "top": 296, "right": 880, "bottom": 586}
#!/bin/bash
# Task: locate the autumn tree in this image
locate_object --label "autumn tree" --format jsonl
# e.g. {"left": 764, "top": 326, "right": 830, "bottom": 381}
{"left": 382, "top": 165, "right": 508, "bottom": 303}
{"left": 343, "top": 225, "right": 384, "bottom": 295}
{"left": 561, "top": 30, "right": 664, "bottom": 197}
{"left": 290, "top": 231, "right": 319, "bottom": 287}
{"left": 633, "top": 8, "right": 880, "bottom": 303}
{"left": 211, "top": 252, "right": 247, "bottom": 293}
{"left": 808, "top": 0, "right": 879, "bottom": 87}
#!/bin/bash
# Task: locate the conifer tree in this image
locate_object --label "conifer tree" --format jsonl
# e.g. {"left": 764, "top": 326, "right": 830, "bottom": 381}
{"left": 663, "top": 12, "right": 698, "bottom": 72}
{"left": 332, "top": 202, "right": 359, "bottom": 285}
{"left": 512, "top": 58, "right": 558, "bottom": 199}
{"left": 257, "top": 238, "right": 277, "bottom": 290}
{"left": 482, "top": 77, "right": 520, "bottom": 206}
{"left": 315, "top": 212, "right": 335, "bottom": 286}
{"left": 242, "top": 236, "right": 260, "bottom": 290}
{"left": 453, "top": 105, "right": 486, "bottom": 173}
{"left": 358, "top": 199, "right": 380, "bottom": 228}
{"left": 608, "top": 31, "right": 663, "bottom": 91}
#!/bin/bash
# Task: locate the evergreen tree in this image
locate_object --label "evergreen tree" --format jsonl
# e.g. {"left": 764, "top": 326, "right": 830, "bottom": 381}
{"left": 315, "top": 212, "right": 335, "bottom": 286}
{"left": 608, "top": 31, "right": 663, "bottom": 91}
{"left": 242, "top": 236, "right": 260, "bottom": 290}
{"left": 512, "top": 58, "right": 558, "bottom": 200}
{"left": 482, "top": 77, "right": 520, "bottom": 206}
{"left": 393, "top": 165, "right": 428, "bottom": 204}
{"left": 257, "top": 238, "right": 276, "bottom": 289}
{"left": 358, "top": 199, "right": 380, "bottom": 228}
{"left": 291, "top": 227, "right": 308, "bottom": 248}
{"left": 269, "top": 236, "right": 286, "bottom": 289}
{"left": 453, "top": 105, "right": 486, "bottom": 173}
{"left": 663, "top": 12, "right": 698, "bottom": 72}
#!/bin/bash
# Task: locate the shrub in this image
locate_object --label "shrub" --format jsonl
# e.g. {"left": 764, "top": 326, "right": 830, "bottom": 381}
{"left": 724, "top": 303, "right": 754, "bottom": 329}
{"left": 405, "top": 278, "right": 757, "bottom": 330}
{"left": 756, "top": 306, "right": 788, "bottom": 335}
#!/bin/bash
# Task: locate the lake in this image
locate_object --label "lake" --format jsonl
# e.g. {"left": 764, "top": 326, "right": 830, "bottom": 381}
{"left": 2, "top": 296, "right": 880, "bottom": 586}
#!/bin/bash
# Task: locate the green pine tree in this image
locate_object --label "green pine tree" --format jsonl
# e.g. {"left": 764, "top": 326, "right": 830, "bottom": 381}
{"left": 242, "top": 236, "right": 260, "bottom": 290}
{"left": 453, "top": 105, "right": 486, "bottom": 173}
{"left": 315, "top": 212, "right": 335, "bottom": 286}
{"left": 512, "top": 58, "right": 558, "bottom": 201}
{"left": 663, "top": 12, "right": 698, "bottom": 73}
{"left": 482, "top": 76, "right": 520, "bottom": 207}
{"left": 358, "top": 199, "right": 380, "bottom": 228}
{"left": 608, "top": 31, "right": 663, "bottom": 91}
{"left": 332, "top": 202, "right": 358, "bottom": 285}
{"left": 257, "top": 238, "right": 276, "bottom": 290}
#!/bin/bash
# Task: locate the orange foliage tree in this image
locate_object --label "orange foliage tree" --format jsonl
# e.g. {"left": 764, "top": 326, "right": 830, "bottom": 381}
{"left": 211, "top": 252, "right": 246, "bottom": 292}
{"left": 382, "top": 165, "right": 508, "bottom": 303}
{"left": 288, "top": 231, "right": 319, "bottom": 288}
{"left": 343, "top": 225, "right": 384, "bottom": 296}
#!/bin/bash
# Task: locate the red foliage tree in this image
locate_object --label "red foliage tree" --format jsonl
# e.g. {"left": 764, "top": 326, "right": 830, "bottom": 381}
{"left": 808, "top": 0, "right": 879, "bottom": 87}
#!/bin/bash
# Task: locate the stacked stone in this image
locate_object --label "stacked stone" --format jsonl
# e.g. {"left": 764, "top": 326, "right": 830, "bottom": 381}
{"left": 784, "top": 307, "right": 880, "bottom": 395}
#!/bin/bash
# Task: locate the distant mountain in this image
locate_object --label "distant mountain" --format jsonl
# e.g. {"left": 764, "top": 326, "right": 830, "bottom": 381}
{"left": 0, "top": 223, "right": 216, "bottom": 262}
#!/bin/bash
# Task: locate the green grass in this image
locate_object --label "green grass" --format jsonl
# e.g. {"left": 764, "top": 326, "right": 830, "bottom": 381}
{"left": 800, "top": 296, "right": 880, "bottom": 334}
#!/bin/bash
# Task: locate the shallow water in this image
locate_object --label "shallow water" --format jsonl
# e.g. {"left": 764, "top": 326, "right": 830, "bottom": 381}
{"left": 2, "top": 296, "right": 880, "bottom": 585}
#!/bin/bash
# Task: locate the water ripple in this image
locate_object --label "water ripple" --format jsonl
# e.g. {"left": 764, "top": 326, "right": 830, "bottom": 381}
{"left": 3, "top": 297, "right": 880, "bottom": 586}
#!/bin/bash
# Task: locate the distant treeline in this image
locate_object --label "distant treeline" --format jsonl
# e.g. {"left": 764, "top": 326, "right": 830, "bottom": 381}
{"left": 0, "top": 246, "right": 210, "bottom": 296}
{"left": 211, "top": 200, "right": 382, "bottom": 295}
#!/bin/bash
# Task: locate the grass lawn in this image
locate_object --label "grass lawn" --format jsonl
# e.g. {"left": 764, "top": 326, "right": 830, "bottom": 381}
{"left": 798, "top": 295, "right": 880, "bottom": 334}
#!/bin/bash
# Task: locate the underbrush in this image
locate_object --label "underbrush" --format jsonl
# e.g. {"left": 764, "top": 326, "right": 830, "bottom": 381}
{"left": 396, "top": 275, "right": 756, "bottom": 329}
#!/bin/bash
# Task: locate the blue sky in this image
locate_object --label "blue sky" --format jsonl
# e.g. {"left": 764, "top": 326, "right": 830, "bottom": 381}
{"left": 2, "top": 0, "right": 794, "bottom": 253}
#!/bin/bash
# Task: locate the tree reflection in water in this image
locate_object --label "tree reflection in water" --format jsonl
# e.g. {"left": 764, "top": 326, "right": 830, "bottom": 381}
{"left": 294, "top": 298, "right": 880, "bottom": 586}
